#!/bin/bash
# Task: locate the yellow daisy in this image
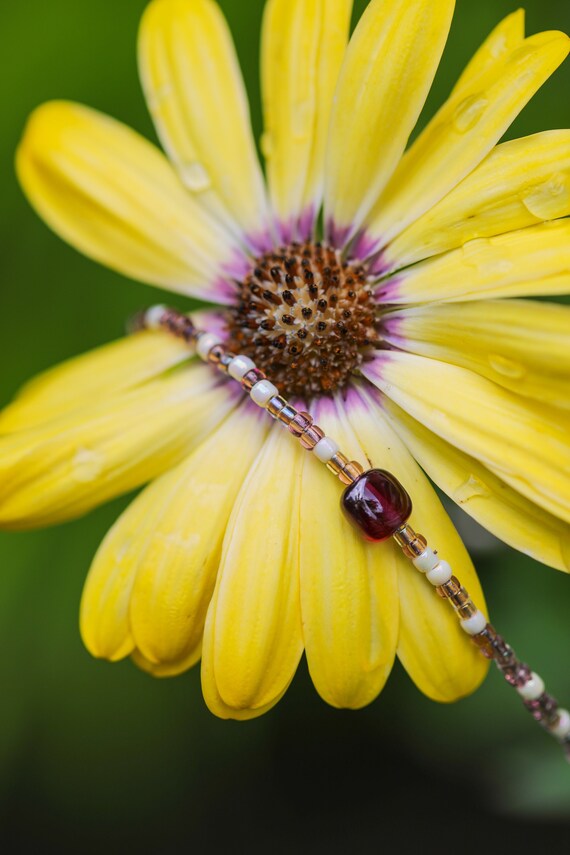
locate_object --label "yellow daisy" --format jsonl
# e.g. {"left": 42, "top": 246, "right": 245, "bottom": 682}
{"left": 3, "top": 0, "right": 570, "bottom": 720}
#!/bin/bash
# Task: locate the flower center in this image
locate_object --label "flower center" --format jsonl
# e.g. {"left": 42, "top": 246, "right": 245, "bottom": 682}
{"left": 227, "top": 242, "right": 378, "bottom": 398}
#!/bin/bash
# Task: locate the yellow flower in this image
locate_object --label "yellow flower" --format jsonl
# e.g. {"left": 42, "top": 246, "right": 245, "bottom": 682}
{"left": 4, "top": 0, "right": 570, "bottom": 718}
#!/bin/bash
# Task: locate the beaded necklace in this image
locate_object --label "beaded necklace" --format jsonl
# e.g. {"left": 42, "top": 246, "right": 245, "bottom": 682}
{"left": 133, "top": 303, "right": 570, "bottom": 760}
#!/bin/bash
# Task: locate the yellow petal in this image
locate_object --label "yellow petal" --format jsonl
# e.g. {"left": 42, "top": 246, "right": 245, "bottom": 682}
{"left": 324, "top": 0, "right": 454, "bottom": 245}
{"left": 128, "top": 404, "right": 268, "bottom": 668}
{"left": 80, "top": 487, "right": 154, "bottom": 661}
{"left": 0, "top": 331, "right": 191, "bottom": 433}
{"left": 139, "top": 0, "right": 270, "bottom": 245}
{"left": 449, "top": 10, "right": 525, "bottom": 94}
{"left": 382, "top": 398, "right": 570, "bottom": 573}
{"left": 201, "top": 426, "right": 303, "bottom": 716}
{"left": 131, "top": 647, "right": 201, "bottom": 678}
{"left": 346, "top": 385, "right": 489, "bottom": 702}
{"left": 16, "top": 101, "right": 247, "bottom": 303}
{"left": 362, "top": 353, "right": 570, "bottom": 523}
{"left": 80, "top": 402, "right": 265, "bottom": 665}
{"left": 364, "top": 25, "right": 570, "bottom": 249}
{"left": 383, "top": 130, "right": 570, "bottom": 269}
{"left": 380, "top": 220, "right": 570, "bottom": 303}
{"left": 0, "top": 365, "right": 238, "bottom": 529}
{"left": 299, "top": 397, "right": 398, "bottom": 709}
{"left": 261, "top": 0, "right": 352, "bottom": 240}
{"left": 383, "top": 299, "right": 570, "bottom": 410}
{"left": 201, "top": 594, "right": 290, "bottom": 720}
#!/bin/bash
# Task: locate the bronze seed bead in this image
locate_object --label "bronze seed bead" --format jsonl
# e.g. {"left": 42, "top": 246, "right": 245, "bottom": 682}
{"left": 447, "top": 586, "right": 471, "bottom": 609}
{"left": 207, "top": 344, "right": 227, "bottom": 365}
{"left": 219, "top": 352, "right": 235, "bottom": 372}
{"left": 289, "top": 412, "right": 313, "bottom": 437}
{"left": 326, "top": 452, "right": 351, "bottom": 476}
{"left": 299, "top": 425, "right": 325, "bottom": 450}
{"left": 456, "top": 600, "right": 478, "bottom": 620}
{"left": 241, "top": 368, "right": 266, "bottom": 391}
{"left": 339, "top": 461, "right": 365, "bottom": 485}
{"left": 437, "top": 576, "right": 462, "bottom": 599}
{"left": 267, "top": 395, "right": 288, "bottom": 419}
{"left": 277, "top": 404, "right": 299, "bottom": 426}
{"left": 393, "top": 524, "right": 418, "bottom": 550}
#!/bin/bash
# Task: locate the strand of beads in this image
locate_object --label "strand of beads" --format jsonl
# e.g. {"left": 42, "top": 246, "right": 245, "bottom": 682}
{"left": 392, "top": 523, "right": 570, "bottom": 759}
{"left": 137, "top": 306, "right": 570, "bottom": 760}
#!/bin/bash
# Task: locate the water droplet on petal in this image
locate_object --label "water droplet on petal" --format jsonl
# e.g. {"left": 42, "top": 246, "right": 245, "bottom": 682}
{"left": 520, "top": 172, "right": 570, "bottom": 220}
{"left": 453, "top": 474, "right": 491, "bottom": 505}
{"left": 461, "top": 238, "right": 513, "bottom": 276}
{"left": 180, "top": 161, "right": 211, "bottom": 193}
{"left": 452, "top": 95, "right": 489, "bottom": 133}
{"left": 488, "top": 353, "right": 526, "bottom": 379}
{"left": 72, "top": 448, "right": 103, "bottom": 483}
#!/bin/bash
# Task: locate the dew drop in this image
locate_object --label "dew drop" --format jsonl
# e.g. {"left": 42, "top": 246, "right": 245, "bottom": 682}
{"left": 453, "top": 474, "right": 491, "bottom": 505}
{"left": 72, "top": 448, "right": 103, "bottom": 483}
{"left": 452, "top": 95, "right": 489, "bottom": 133}
{"left": 488, "top": 353, "right": 526, "bottom": 379}
{"left": 180, "top": 161, "right": 211, "bottom": 193}
{"left": 520, "top": 173, "right": 570, "bottom": 220}
{"left": 461, "top": 238, "right": 514, "bottom": 276}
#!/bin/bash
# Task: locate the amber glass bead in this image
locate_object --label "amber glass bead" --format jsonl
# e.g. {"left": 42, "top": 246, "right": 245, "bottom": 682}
{"left": 277, "top": 404, "right": 298, "bottom": 425}
{"left": 299, "top": 425, "right": 325, "bottom": 449}
{"left": 207, "top": 344, "right": 227, "bottom": 365}
{"left": 437, "top": 576, "right": 461, "bottom": 598}
{"left": 241, "top": 368, "right": 266, "bottom": 391}
{"left": 341, "top": 469, "right": 413, "bottom": 542}
{"left": 288, "top": 412, "right": 313, "bottom": 437}
{"left": 338, "top": 461, "right": 365, "bottom": 485}
{"left": 326, "top": 452, "right": 350, "bottom": 476}
{"left": 267, "top": 395, "right": 288, "bottom": 418}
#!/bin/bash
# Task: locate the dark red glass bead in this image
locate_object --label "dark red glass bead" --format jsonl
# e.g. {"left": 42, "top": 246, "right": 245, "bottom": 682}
{"left": 341, "top": 469, "right": 412, "bottom": 542}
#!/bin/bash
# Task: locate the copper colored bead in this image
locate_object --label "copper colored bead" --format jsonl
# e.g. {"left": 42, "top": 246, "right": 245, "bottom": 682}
{"left": 326, "top": 452, "right": 350, "bottom": 476}
{"left": 277, "top": 404, "right": 298, "bottom": 425}
{"left": 207, "top": 343, "right": 227, "bottom": 365}
{"left": 288, "top": 411, "right": 313, "bottom": 437}
{"left": 219, "top": 352, "right": 235, "bottom": 372}
{"left": 447, "top": 586, "right": 470, "bottom": 609}
{"left": 267, "top": 395, "right": 288, "bottom": 419}
{"left": 401, "top": 533, "right": 428, "bottom": 559}
{"left": 338, "top": 461, "right": 365, "bottom": 485}
{"left": 437, "top": 576, "right": 462, "bottom": 599}
{"left": 456, "top": 600, "right": 477, "bottom": 620}
{"left": 299, "top": 425, "right": 325, "bottom": 449}
{"left": 471, "top": 632, "right": 495, "bottom": 659}
{"left": 241, "top": 368, "right": 266, "bottom": 391}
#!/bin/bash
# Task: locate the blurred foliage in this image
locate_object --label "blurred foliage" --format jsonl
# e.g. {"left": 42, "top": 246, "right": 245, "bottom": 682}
{"left": 0, "top": 0, "right": 569, "bottom": 849}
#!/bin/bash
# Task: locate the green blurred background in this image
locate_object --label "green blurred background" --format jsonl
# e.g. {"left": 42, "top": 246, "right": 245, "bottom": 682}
{"left": 1, "top": 0, "right": 569, "bottom": 849}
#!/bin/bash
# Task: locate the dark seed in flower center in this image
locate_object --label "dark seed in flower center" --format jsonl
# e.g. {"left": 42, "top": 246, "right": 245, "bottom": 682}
{"left": 227, "top": 242, "right": 378, "bottom": 398}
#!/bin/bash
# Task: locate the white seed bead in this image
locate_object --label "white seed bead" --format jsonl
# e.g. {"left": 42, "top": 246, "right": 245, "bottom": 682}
{"left": 460, "top": 610, "right": 487, "bottom": 636}
{"left": 250, "top": 379, "right": 279, "bottom": 406}
{"left": 412, "top": 548, "right": 439, "bottom": 573}
{"left": 196, "top": 332, "right": 220, "bottom": 360}
{"left": 145, "top": 304, "right": 168, "bottom": 329}
{"left": 314, "top": 437, "right": 339, "bottom": 463}
{"left": 426, "top": 560, "right": 453, "bottom": 586}
{"left": 228, "top": 355, "right": 256, "bottom": 381}
{"left": 517, "top": 672, "right": 545, "bottom": 701}
{"left": 550, "top": 709, "right": 570, "bottom": 739}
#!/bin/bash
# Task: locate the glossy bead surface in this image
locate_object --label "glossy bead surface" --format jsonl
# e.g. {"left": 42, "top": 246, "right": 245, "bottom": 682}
{"left": 341, "top": 469, "right": 412, "bottom": 542}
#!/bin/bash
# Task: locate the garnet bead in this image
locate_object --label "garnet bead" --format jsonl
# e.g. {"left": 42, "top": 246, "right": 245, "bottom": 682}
{"left": 341, "top": 469, "right": 412, "bottom": 542}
